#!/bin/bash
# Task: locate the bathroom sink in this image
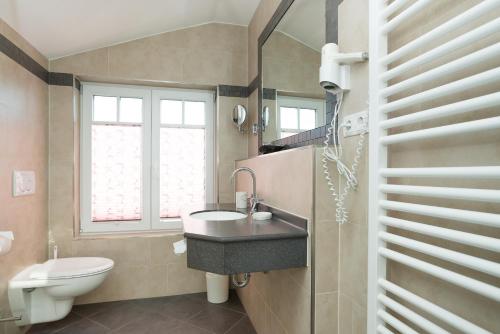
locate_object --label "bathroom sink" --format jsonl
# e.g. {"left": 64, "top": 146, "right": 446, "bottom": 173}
{"left": 190, "top": 210, "right": 247, "bottom": 221}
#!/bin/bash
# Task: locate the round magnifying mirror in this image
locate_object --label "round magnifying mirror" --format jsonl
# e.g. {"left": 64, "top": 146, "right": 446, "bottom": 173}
{"left": 233, "top": 105, "right": 247, "bottom": 131}
{"left": 262, "top": 106, "right": 270, "bottom": 131}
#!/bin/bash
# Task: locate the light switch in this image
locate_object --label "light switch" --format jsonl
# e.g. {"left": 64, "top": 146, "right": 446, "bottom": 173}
{"left": 13, "top": 171, "right": 36, "bottom": 197}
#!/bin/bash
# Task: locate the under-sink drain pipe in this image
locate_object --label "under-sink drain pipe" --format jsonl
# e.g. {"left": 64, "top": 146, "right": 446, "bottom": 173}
{"left": 231, "top": 273, "right": 251, "bottom": 288}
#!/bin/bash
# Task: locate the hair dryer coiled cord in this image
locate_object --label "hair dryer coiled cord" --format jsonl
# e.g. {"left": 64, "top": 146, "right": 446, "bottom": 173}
{"left": 322, "top": 92, "right": 366, "bottom": 225}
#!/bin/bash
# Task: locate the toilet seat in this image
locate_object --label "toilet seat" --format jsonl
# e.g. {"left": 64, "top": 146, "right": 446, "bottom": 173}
{"left": 29, "top": 257, "right": 114, "bottom": 280}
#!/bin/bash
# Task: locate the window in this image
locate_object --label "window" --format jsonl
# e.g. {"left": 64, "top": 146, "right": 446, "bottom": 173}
{"left": 81, "top": 84, "right": 214, "bottom": 233}
{"left": 277, "top": 96, "right": 325, "bottom": 139}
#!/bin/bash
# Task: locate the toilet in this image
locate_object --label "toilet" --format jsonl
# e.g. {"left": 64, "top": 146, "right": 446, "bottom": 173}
{"left": 8, "top": 257, "right": 113, "bottom": 326}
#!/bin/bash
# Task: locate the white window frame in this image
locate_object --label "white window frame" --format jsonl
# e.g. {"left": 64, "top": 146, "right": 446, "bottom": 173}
{"left": 80, "top": 83, "right": 215, "bottom": 234}
{"left": 277, "top": 96, "right": 325, "bottom": 135}
{"left": 151, "top": 88, "right": 215, "bottom": 230}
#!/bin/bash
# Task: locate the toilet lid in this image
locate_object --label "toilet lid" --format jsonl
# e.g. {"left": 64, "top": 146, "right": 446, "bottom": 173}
{"left": 29, "top": 257, "right": 114, "bottom": 279}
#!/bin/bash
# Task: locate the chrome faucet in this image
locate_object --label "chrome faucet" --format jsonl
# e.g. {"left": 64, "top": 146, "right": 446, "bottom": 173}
{"left": 230, "top": 167, "right": 260, "bottom": 213}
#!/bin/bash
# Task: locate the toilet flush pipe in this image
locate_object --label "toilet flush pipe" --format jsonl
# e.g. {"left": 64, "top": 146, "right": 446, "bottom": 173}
{"left": 231, "top": 273, "right": 251, "bottom": 288}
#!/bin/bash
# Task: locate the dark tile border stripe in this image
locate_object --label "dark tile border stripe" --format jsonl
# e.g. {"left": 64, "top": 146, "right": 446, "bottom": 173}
{"left": 262, "top": 88, "right": 276, "bottom": 100}
{"left": 0, "top": 33, "right": 48, "bottom": 83}
{"left": 1, "top": 32, "right": 79, "bottom": 90}
{"left": 218, "top": 85, "right": 249, "bottom": 98}
{"left": 48, "top": 72, "right": 74, "bottom": 86}
{"left": 248, "top": 76, "right": 259, "bottom": 96}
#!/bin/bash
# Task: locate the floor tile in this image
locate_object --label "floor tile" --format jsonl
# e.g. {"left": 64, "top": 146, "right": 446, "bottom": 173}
{"left": 24, "top": 292, "right": 255, "bottom": 334}
{"left": 166, "top": 322, "right": 213, "bottom": 334}
{"left": 27, "top": 312, "right": 82, "bottom": 334}
{"left": 155, "top": 296, "right": 207, "bottom": 320}
{"left": 186, "top": 305, "right": 244, "bottom": 334}
{"left": 73, "top": 301, "right": 126, "bottom": 318}
{"left": 186, "top": 290, "right": 246, "bottom": 314}
{"left": 111, "top": 312, "right": 182, "bottom": 334}
{"left": 55, "top": 318, "right": 109, "bottom": 334}
{"left": 226, "top": 316, "right": 257, "bottom": 334}
{"left": 88, "top": 302, "right": 146, "bottom": 330}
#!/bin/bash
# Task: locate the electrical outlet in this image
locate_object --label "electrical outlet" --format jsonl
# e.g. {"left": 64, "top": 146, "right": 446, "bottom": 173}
{"left": 342, "top": 110, "right": 368, "bottom": 137}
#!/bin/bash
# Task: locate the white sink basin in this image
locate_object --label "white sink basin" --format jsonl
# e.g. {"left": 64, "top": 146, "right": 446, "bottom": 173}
{"left": 190, "top": 210, "right": 247, "bottom": 221}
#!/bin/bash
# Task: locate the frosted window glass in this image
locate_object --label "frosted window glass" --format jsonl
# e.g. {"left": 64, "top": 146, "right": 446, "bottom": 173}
{"left": 300, "top": 108, "right": 316, "bottom": 130}
{"left": 161, "top": 100, "right": 183, "bottom": 125}
{"left": 93, "top": 96, "right": 117, "bottom": 122}
{"left": 280, "top": 107, "right": 298, "bottom": 129}
{"left": 91, "top": 125, "right": 142, "bottom": 222}
{"left": 120, "top": 98, "right": 143, "bottom": 123}
{"left": 159, "top": 128, "right": 205, "bottom": 218}
{"left": 184, "top": 101, "right": 205, "bottom": 125}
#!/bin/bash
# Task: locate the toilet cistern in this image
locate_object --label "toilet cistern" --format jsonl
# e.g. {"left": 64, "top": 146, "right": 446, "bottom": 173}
{"left": 230, "top": 167, "right": 261, "bottom": 213}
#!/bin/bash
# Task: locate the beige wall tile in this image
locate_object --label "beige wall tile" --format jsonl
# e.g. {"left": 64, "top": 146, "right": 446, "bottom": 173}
{"left": 0, "top": 18, "right": 48, "bottom": 69}
{"left": 0, "top": 40, "right": 48, "bottom": 322}
{"left": 235, "top": 147, "right": 314, "bottom": 334}
{"left": 166, "top": 262, "right": 206, "bottom": 295}
{"left": 50, "top": 48, "right": 109, "bottom": 76}
{"left": 315, "top": 292, "right": 338, "bottom": 334}
{"left": 50, "top": 23, "right": 248, "bottom": 86}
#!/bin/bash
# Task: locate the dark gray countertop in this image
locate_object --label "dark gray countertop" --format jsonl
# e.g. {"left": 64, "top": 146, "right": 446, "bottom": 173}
{"left": 182, "top": 203, "right": 308, "bottom": 242}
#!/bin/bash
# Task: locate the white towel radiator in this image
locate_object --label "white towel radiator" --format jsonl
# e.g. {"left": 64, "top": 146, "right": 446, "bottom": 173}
{"left": 367, "top": 1, "right": 500, "bottom": 333}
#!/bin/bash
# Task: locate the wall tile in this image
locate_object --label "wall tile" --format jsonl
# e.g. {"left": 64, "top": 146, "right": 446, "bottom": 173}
{"left": 315, "top": 292, "right": 338, "bottom": 334}
{"left": 166, "top": 262, "right": 206, "bottom": 295}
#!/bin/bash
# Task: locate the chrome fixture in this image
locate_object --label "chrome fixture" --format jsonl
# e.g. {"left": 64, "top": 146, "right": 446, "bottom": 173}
{"left": 232, "top": 104, "right": 247, "bottom": 132}
{"left": 230, "top": 167, "right": 261, "bottom": 213}
{"left": 231, "top": 273, "right": 251, "bottom": 288}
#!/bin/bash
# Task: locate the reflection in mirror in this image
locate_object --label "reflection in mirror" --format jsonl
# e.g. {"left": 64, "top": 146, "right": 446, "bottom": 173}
{"left": 262, "top": 106, "right": 270, "bottom": 132}
{"left": 232, "top": 104, "right": 247, "bottom": 132}
{"left": 261, "top": 0, "right": 326, "bottom": 144}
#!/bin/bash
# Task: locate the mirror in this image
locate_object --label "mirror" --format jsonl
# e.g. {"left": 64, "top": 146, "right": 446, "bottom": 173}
{"left": 261, "top": 0, "right": 326, "bottom": 145}
{"left": 233, "top": 104, "right": 247, "bottom": 132}
{"left": 262, "top": 106, "right": 270, "bottom": 132}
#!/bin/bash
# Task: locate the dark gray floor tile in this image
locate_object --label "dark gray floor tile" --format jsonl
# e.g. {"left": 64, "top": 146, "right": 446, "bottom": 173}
{"left": 226, "top": 316, "right": 257, "bottom": 334}
{"left": 111, "top": 312, "right": 182, "bottom": 334}
{"left": 167, "top": 323, "right": 213, "bottom": 334}
{"left": 132, "top": 296, "right": 173, "bottom": 313}
{"left": 88, "top": 302, "right": 146, "bottom": 330}
{"left": 187, "top": 305, "right": 244, "bottom": 334}
{"left": 28, "top": 312, "right": 82, "bottom": 334}
{"left": 55, "top": 318, "right": 109, "bottom": 334}
{"left": 155, "top": 296, "right": 207, "bottom": 320}
{"left": 73, "top": 301, "right": 127, "bottom": 317}
{"left": 186, "top": 290, "right": 246, "bottom": 314}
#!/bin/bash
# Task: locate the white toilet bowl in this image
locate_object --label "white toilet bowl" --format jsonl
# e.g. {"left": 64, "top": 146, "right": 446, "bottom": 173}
{"left": 8, "top": 257, "right": 113, "bottom": 326}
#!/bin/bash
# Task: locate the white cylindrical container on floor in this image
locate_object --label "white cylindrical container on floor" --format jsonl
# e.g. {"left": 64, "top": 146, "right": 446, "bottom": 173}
{"left": 235, "top": 192, "right": 247, "bottom": 209}
{"left": 206, "top": 272, "right": 229, "bottom": 303}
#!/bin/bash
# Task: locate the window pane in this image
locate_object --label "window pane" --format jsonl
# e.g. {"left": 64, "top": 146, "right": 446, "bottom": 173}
{"left": 160, "top": 100, "right": 183, "bottom": 125}
{"left": 281, "top": 132, "right": 296, "bottom": 139}
{"left": 300, "top": 108, "right": 316, "bottom": 130}
{"left": 280, "top": 107, "right": 298, "bottom": 129}
{"left": 91, "top": 125, "right": 142, "bottom": 222}
{"left": 120, "top": 98, "right": 143, "bottom": 123}
{"left": 184, "top": 101, "right": 205, "bottom": 125}
{"left": 93, "top": 96, "right": 117, "bottom": 122}
{"left": 160, "top": 128, "right": 205, "bottom": 218}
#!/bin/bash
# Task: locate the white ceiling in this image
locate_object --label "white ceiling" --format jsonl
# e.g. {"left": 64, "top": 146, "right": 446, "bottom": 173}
{"left": 277, "top": 0, "right": 325, "bottom": 51}
{"left": 0, "top": 0, "right": 261, "bottom": 59}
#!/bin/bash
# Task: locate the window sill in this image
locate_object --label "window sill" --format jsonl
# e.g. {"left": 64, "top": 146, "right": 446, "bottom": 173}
{"left": 74, "top": 229, "right": 184, "bottom": 240}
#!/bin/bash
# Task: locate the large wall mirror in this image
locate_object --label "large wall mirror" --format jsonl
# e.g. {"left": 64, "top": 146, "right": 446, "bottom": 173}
{"left": 259, "top": 0, "right": 326, "bottom": 148}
